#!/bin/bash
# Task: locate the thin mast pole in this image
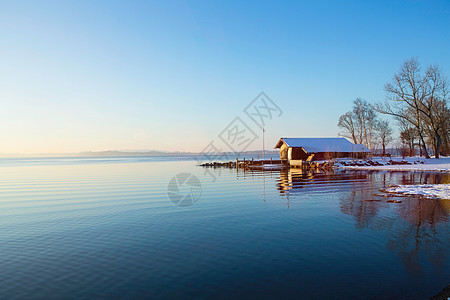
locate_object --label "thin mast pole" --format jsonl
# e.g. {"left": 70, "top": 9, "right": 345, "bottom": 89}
{"left": 262, "top": 126, "right": 265, "bottom": 161}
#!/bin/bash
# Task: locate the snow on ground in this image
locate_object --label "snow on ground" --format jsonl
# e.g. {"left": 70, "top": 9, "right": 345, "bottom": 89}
{"left": 336, "top": 156, "right": 450, "bottom": 172}
{"left": 385, "top": 184, "right": 450, "bottom": 199}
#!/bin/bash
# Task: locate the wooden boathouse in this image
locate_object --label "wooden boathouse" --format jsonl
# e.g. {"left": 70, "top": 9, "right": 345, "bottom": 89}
{"left": 274, "top": 138, "right": 370, "bottom": 165}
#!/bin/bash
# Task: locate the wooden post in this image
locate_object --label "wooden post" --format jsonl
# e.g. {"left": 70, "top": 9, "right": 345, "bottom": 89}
{"left": 236, "top": 158, "right": 238, "bottom": 168}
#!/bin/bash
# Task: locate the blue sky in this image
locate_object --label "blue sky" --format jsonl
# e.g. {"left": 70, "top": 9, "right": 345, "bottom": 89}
{"left": 1, "top": 0, "right": 449, "bottom": 153}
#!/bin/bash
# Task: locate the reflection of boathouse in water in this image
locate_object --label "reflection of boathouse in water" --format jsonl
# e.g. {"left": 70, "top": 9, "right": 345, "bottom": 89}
{"left": 274, "top": 138, "right": 370, "bottom": 165}
{"left": 276, "top": 168, "right": 368, "bottom": 195}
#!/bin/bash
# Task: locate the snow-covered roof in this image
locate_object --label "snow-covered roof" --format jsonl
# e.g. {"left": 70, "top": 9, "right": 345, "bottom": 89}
{"left": 274, "top": 138, "right": 371, "bottom": 153}
{"left": 352, "top": 144, "right": 371, "bottom": 153}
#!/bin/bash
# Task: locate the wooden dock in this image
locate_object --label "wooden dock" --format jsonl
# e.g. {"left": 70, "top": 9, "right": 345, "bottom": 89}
{"left": 199, "top": 158, "right": 334, "bottom": 171}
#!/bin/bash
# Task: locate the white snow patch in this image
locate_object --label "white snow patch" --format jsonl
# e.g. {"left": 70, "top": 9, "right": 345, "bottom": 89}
{"left": 277, "top": 138, "right": 370, "bottom": 153}
{"left": 385, "top": 184, "right": 450, "bottom": 199}
{"left": 337, "top": 156, "right": 450, "bottom": 172}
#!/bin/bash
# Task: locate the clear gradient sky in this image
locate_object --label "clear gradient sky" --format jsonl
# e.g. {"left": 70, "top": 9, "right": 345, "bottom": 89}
{"left": 1, "top": 0, "right": 449, "bottom": 154}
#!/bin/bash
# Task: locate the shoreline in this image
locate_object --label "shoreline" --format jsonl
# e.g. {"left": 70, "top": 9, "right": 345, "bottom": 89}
{"left": 335, "top": 157, "right": 450, "bottom": 173}
{"left": 382, "top": 184, "right": 450, "bottom": 200}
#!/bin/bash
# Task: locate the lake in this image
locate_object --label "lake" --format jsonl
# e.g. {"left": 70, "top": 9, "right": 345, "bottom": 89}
{"left": 0, "top": 157, "right": 448, "bottom": 299}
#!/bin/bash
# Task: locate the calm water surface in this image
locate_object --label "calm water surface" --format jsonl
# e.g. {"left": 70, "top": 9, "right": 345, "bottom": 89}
{"left": 0, "top": 157, "right": 448, "bottom": 299}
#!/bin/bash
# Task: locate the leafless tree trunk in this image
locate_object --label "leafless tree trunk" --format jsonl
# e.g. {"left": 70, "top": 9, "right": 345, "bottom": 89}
{"left": 373, "top": 58, "right": 449, "bottom": 158}
{"left": 438, "top": 106, "right": 450, "bottom": 155}
{"left": 337, "top": 111, "right": 358, "bottom": 144}
{"left": 338, "top": 98, "right": 379, "bottom": 151}
{"left": 377, "top": 120, "right": 393, "bottom": 156}
{"left": 399, "top": 121, "right": 417, "bottom": 157}
{"left": 421, "top": 98, "right": 449, "bottom": 158}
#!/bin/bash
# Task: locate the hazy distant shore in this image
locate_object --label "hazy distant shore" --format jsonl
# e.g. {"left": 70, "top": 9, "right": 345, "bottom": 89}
{"left": 0, "top": 150, "right": 279, "bottom": 158}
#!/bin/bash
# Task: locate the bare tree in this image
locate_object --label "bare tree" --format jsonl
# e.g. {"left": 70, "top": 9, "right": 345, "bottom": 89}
{"left": 338, "top": 98, "right": 379, "bottom": 150}
{"left": 377, "top": 120, "right": 393, "bottom": 156}
{"left": 438, "top": 105, "right": 450, "bottom": 155}
{"left": 399, "top": 121, "right": 417, "bottom": 157}
{"left": 421, "top": 98, "right": 449, "bottom": 157}
{"left": 354, "top": 98, "right": 378, "bottom": 149}
{"left": 374, "top": 58, "right": 449, "bottom": 158}
{"left": 338, "top": 111, "right": 358, "bottom": 144}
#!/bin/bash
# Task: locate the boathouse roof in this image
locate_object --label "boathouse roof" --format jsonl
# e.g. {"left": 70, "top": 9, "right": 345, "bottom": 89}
{"left": 274, "top": 138, "right": 370, "bottom": 153}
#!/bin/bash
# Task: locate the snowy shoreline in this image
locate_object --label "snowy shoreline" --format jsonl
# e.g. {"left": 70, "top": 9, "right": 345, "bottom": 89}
{"left": 384, "top": 184, "right": 450, "bottom": 200}
{"left": 336, "top": 157, "right": 450, "bottom": 172}
{"left": 336, "top": 157, "right": 450, "bottom": 200}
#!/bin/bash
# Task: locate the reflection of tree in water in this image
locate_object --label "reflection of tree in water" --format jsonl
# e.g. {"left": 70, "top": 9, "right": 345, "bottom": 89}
{"left": 340, "top": 171, "right": 449, "bottom": 275}
{"left": 368, "top": 170, "right": 449, "bottom": 187}
{"left": 385, "top": 198, "right": 449, "bottom": 275}
{"left": 395, "top": 171, "right": 449, "bottom": 186}
{"left": 338, "top": 171, "right": 383, "bottom": 229}
{"left": 340, "top": 189, "right": 380, "bottom": 229}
